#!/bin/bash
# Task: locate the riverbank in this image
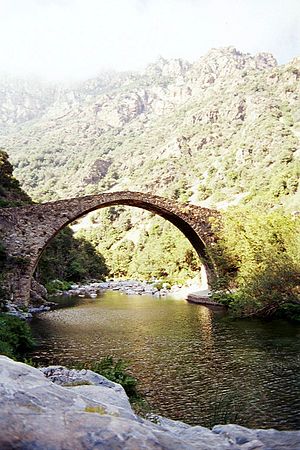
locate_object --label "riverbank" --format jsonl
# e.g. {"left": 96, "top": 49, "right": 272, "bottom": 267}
{"left": 2, "top": 278, "right": 212, "bottom": 321}
{"left": 1, "top": 356, "right": 299, "bottom": 450}
{"left": 57, "top": 278, "right": 205, "bottom": 300}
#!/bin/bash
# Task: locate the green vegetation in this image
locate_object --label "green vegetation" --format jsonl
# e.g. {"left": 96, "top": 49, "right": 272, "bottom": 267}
{"left": 1, "top": 50, "right": 298, "bottom": 214}
{"left": 0, "top": 313, "right": 35, "bottom": 359}
{"left": 74, "top": 356, "right": 140, "bottom": 401}
{"left": 0, "top": 150, "right": 32, "bottom": 207}
{"left": 210, "top": 208, "right": 300, "bottom": 320}
{"left": 0, "top": 151, "right": 109, "bottom": 295}
{"left": 36, "top": 227, "right": 109, "bottom": 288}
{"left": 44, "top": 279, "right": 73, "bottom": 294}
{"left": 73, "top": 356, "right": 150, "bottom": 415}
{"left": 76, "top": 209, "right": 200, "bottom": 284}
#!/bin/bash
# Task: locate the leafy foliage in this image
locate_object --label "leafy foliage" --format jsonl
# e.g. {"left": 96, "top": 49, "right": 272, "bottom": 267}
{"left": 0, "top": 149, "right": 108, "bottom": 288}
{"left": 1, "top": 50, "right": 300, "bottom": 315}
{"left": 74, "top": 356, "right": 141, "bottom": 401}
{"left": 44, "top": 279, "right": 73, "bottom": 294}
{"left": 0, "top": 150, "right": 32, "bottom": 206}
{"left": 211, "top": 208, "right": 300, "bottom": 319}
{"left": 36, "top": 227, "right": 109, "bottom": 286}
{"left": 0, "top": 49, "right": 298, "bottom": 214}
{"left": 77, "top": 209, "right": 200, "bottom": 283}
{"left": 0, "top": 313, "right": 35, "bottom": 359}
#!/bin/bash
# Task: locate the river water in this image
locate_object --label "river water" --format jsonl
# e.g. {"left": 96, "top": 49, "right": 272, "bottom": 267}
{"left": 29, "top": 291, "right": 300, "bottom": 430}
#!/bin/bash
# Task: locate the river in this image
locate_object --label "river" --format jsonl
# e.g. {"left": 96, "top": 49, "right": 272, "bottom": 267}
{"left": 29, "top": 291, "right": 300, "bottom": 430}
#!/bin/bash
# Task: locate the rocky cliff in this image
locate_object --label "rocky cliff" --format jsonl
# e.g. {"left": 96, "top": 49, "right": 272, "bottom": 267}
{"left": 1, "top": 356, "right": 299, "bottom": 450}
{"left": 0, "top": 47, "right": 299, "bottom": 211}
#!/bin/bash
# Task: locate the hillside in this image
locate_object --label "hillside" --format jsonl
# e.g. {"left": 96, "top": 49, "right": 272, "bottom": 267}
{"left": 0, "top": 46, "right": 299, "bottom": 317}
{"left": 0, "top": 46, "right": 299, "bottom": 212}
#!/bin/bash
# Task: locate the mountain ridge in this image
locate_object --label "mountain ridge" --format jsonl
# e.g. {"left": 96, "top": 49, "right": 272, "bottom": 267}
{"left": 0, "top": 46, "right": 299, "bottom": 212}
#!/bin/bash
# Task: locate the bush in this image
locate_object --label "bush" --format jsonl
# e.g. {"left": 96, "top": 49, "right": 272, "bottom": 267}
{"left": 45, "top": 279, "right": 72, "bottom": 294}
{"left": 75, "top": 356, "right": 139, "bottom": 399}
{"left": 0, "top": 313, "right": 35, "bottom": 359}
{"left": 37, "top": 227, "right": 109, "bottom": 285}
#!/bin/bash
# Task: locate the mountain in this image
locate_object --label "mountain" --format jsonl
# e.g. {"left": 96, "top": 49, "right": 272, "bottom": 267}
{"left": 0, "top": 46, "right": 299, "bottom": 212}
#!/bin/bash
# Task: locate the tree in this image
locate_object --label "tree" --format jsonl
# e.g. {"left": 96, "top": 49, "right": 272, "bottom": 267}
{"left": 211, "top": 207, "right": 300, "bottom": 319}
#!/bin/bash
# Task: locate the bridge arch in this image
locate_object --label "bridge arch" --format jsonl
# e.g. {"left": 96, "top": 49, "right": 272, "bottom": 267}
{"left": 0, "top": 191, "right": 220, "bottom": 305}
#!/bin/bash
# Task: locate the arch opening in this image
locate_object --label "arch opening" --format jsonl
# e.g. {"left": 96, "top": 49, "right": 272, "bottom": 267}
{"left": 34, "top": 199, "right": 213, "bottom": 293}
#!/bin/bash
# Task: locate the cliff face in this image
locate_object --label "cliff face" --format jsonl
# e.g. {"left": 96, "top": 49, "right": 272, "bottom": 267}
{"left": 0, "top": 47, "right": 298, "bottom": 210}
{"left": 1, "top": 356, "right": 299, "bottom": 449}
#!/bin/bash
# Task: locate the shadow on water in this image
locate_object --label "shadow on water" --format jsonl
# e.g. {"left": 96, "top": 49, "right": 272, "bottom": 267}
{"left": 29, "top": 291, "right": 300, "bottom": 430}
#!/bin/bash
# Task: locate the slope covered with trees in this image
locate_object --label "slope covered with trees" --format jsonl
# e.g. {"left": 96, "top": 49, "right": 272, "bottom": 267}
{"left": 209, "top": 207, "right": 300, "bottom": 320}
{"left": 0, "top": 47, "right": 299, "bottom": 211}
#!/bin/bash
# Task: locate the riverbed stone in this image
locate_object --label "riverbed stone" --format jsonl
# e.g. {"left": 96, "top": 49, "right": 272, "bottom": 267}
{"left": 213, "top": 424, "right": 300, "bottom": 449}
{"left": 0, "top": 356, "right": 299, "bottom": 450}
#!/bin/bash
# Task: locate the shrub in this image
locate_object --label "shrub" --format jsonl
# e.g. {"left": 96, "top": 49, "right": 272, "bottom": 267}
{"left": 75, "top": 356, "right": 140, "bottom": 400}
{"left": 0, "top": 313, "right": 35, "bottom": 359}
{"left": 45, "top": 279, "right": 72, "bottom": 294}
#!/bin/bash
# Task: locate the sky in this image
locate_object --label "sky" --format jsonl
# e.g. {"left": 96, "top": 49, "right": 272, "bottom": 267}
{"left": 0, "top": 0, "right": 299, "bottom": 81}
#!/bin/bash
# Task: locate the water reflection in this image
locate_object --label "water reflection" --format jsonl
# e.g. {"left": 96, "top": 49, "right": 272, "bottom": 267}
{"left": 29, "top": 291, "right": 300, "bottom": 430}
{"left": 197, "top": 305, "right": 214, "bottom": 346}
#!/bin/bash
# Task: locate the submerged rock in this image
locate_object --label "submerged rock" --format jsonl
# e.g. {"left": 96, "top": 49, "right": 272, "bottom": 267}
{"left": 0, "top": 356, "right": 299, "bottom": 449}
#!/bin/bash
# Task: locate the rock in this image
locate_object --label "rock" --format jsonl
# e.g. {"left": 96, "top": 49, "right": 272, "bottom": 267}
{"left": 1, "top": 357, "right": 300, "bottom": 448}
{"left": 0, "top": 356, "right": 299, "bottom": 449}
{"left": 28, "top": 305, "right": 51, "bottom": 314}
{"left": 30, "top": 278, "right": 48, "bottom": 305}
{"left": 62, "top": 279, "right": 175, "bottom": 299}
{"left": 67, "top": 385, "right": 136, "bottom": 420}
{"left": 213, "top": 424, "right": 300, "bottom": 450}
{"left": 41, "top": 365, "right": 126, "bottom": 392}
{"left": 5, "top": 302, "right": 32, "bottom": 319}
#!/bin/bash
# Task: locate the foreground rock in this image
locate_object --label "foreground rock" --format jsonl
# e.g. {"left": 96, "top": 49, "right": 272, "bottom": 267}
{"left": 0, "top": 356, "right": 299, "bottom": 449}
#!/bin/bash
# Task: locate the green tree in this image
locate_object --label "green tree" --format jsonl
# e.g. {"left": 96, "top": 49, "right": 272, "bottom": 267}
{"left": 36, "top": 227, "right": 108, "bottom": 285}
{"left": 211, "top": 207, "right": 300, "bottom": 319}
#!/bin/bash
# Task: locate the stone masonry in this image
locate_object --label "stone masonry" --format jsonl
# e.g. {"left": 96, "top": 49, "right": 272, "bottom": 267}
{"left": 0, "top": 191, "right": 220, "bottom": 305}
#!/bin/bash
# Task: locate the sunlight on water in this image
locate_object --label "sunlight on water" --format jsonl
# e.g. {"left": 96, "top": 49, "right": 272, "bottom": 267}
{"left": 29, "top": 291, "right": 300, "bottom": 430}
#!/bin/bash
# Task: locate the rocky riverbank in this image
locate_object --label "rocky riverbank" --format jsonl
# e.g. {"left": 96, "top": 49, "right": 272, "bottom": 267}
{"left": 0, "top": 356, "right": 299, "bottom": 450}
{"left": 3, "top": 278, "right": 208, "bottom": 321}
{"left": 58, "top": 278, "right": 204, "bottom": 300}
{"left": 61, "top": 279, "right": 172, "bottom": 298}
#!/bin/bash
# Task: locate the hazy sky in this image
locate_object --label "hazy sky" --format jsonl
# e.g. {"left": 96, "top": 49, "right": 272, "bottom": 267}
{"left": 0, "top": 0, "right": 299, "bottom": 81}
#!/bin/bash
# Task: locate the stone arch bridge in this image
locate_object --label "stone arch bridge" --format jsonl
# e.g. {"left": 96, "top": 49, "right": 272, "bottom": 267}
{"left": 0, "top": 191, "right": 220, "bottom": 306}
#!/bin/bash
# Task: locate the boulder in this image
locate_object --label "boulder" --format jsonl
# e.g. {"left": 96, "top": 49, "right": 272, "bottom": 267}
{"left": 0, "top": 356, "right": 299, "bottom": 449}
{"left": 30, "top": 278, "right": 48, "bottom": 305}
